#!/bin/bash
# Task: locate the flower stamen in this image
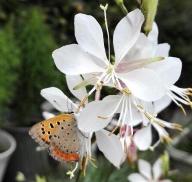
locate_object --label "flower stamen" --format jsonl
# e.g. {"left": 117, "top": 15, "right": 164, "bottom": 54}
{"left": 168, "top": 86, "right": 192, "bottom": 114}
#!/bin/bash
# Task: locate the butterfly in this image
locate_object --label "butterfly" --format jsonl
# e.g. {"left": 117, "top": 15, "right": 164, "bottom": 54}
{"left": 29, "top": 113, "right": 83, "bottom": 163}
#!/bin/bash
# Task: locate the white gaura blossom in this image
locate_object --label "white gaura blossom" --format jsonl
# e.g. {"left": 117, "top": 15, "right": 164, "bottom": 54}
{"left": 147, "top": 23, "right": 192, "bottom": 113}
{"left": 128, "top": 158, "right": 172, "bottom": 182}
{"left": 50, "top": 7, "right": 191, "bottom": 169}
{"left": 78, "top": 90, "right": 181, "bottom": 151}
{"left": 77, "top": 22, "right": 185, "bottom": 151}
{"left": 52, "top": 9, "right": 169, "bottom": 102}
{"left": 41, "top": 76, "right": 124, "bottom": 168}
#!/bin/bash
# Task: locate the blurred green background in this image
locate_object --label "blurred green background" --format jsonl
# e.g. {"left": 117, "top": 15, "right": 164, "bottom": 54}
{"left": 0, "top": 0, "right": 192, "bottom": 182}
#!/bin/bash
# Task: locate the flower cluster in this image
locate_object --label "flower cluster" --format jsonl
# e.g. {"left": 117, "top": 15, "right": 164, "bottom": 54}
{"left": 41, "top": 7, "right": 191, "bottom": 174}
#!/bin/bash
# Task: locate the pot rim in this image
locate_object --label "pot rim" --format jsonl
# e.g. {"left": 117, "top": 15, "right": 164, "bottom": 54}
{"left": 0, "top": 129, "right": 16, "bottom": 159}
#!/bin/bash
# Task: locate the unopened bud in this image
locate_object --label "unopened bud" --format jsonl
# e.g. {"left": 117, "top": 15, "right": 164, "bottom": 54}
{"left": 141, "top": 0, "right": 159, "bottom": 35}
{"left": 161, "top": 151, "right": 170, "bottom": 177}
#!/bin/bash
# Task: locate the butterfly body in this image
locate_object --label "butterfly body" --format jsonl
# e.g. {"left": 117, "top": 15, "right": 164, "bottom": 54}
{"left": 29, "top": 113, "right": 82, "bottom": 162}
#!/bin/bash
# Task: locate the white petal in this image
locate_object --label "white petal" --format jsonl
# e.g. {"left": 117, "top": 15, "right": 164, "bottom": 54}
{"left": 132, "top": 33, "right": 156, "bottom": 59}
{"left": 75, "top": 13, "right": 108, "bottom": 64}
{"left": 148, "top": 22, "right": 159, "bottom": 44}
{"left": 114, "top": 9, "right": 144, "bottom": 64}
{"left": 140, "top": 101, "right": 154, "bottom": 114}
{"left": 96, "top": 129, "right": 124, "bottom": 168}
{"left": 128, "top": 173, "right": 148, "bottom": 182}
{"left": 42, "top": 111, "right": 55, "bottom": 119}
{"left": 153, "top": 158, "right": 162, "bottom": 180}
{"left": 147, "top": 57, "right": 182, "bottom": 86}
{"left": 152, "top": 122, "right": 169, "bottom": 139}
{"left": 102, "top": 94, "right": 122, "bottom": 102}
{"left": 52, "top": 44, "right": 105, "bottom": 75}
{"left": 138, "top": 159, "right": 152, "bottom": 179}
{"left": 66, "top": 75, "right": 87, "bottom": 101}
{"left": 156, "top": 43, "right": 170, "bottom": 57}
{"left": 154, "top": 96, "right": 172, "bottom": 114}
{"left": 121, "top": 33, "right": 156, "bottom": 63}
{"left": 41, "top": 87, "right": 77, "bottom": 112}
{"left": 78, "top": 95, "right": 121, "bottom": 133}
{"left": 125, "top": 106, "right": 142, "bottom": 126}
{"left": 81, "top": 73, "right": 99, "bottom": 86}
{"left": 133, "top": 125, "right": 152, "bottom": 151}
{"left": 119, "top": 68, "right": 166, "bottom": 101}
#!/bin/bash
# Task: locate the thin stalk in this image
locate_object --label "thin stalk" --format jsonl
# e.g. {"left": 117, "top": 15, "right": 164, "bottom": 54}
{"left": 100, "top": 4, "right": 111, "bottom": 61}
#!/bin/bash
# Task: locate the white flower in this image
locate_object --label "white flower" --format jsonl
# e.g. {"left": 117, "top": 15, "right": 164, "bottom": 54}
{"left": 41, "top": 82, "right": 124, "bottom": 168}
{"left": 77, "top": 89, "right": 171, "bottom": 134}
{"left": 147, "top": 57, "right": 192, "bottom": 114}
{"left": 77, "top": 21, "right": 184, "bottom": 151}
{"left": 77, "top": 92, "right": 144, "bottom": 155}
{"left": 52, "top": 9, "right": 168, "bottom": 102}
{"left": 148, "top": 22, "right": 170, "bottom": 57}
{"left": 78, "top": 93, "right": 142, "bottom": 133}
{"left": 128, "top": 158, "right": 172, "bottom": 182}
{"left": 78, "top": 90, "right": 181, "bottom": 151}
{"left": 147, "top": 23, "right": 192, "bottom": 113}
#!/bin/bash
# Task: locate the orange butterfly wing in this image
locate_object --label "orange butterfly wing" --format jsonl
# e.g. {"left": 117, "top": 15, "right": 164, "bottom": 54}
{"left": 29, "top": 113, "right": 80, "bottom": 162}
{"left": 49, "top": 146, "right": 80, "bottom": 162}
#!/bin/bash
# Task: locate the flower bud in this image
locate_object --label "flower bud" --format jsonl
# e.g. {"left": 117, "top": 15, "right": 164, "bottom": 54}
{"left": 141, "top": 0, "right": 159, "bottom": 34}
{"left": 161, "top": 151, "right": 170, "bottom": 177}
